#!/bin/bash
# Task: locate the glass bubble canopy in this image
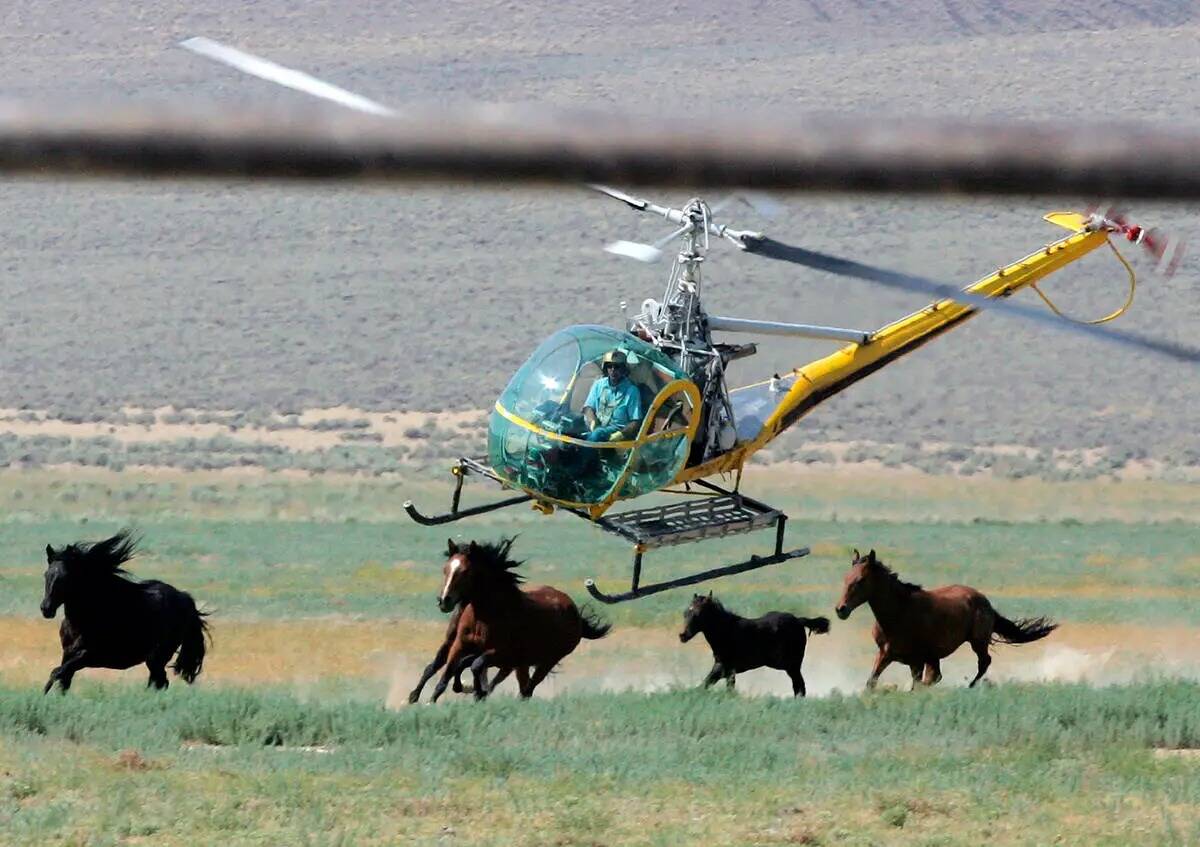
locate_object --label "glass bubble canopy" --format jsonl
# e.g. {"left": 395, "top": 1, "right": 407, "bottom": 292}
{"left": 489, "top": 325, "right": 700, "bottom": 513}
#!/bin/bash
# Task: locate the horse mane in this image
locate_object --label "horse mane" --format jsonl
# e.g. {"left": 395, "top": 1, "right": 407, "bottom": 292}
{"left": 697, "top": 593, "right": 741, "bottom": 622}
{"left": 468, "top": 537, "right": 525, "bottom": 590}
{"left": 873, "top": 559, "right": 922, "bottom": 594}
{"left": 63, "top": 529, "right": 140, "bottom": 577}
{"left": 703, "top": 594, "right": 730, "bottom": 615}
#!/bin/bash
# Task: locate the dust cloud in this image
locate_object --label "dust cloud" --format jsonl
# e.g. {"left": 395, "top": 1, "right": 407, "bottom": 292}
{"left": 389, "top": 623, "right": 1200, "bottom": 705}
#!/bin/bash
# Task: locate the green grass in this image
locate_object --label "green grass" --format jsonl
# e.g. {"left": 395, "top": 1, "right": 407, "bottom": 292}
{"left": 2, "top": 469, "right": 1199, "bottom": 843}
{"left": 3, "top": 509, "right": 1199, "bottom": 626}
{"left": 0, "top": 681, "right": 1197, "bottom": 845}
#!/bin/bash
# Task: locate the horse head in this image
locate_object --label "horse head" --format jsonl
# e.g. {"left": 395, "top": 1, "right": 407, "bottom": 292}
{"left": 40, "top": 544, "right": 83, "bottom": 619}
{"left": 41, "top": 530, "right": 139, "bottom": 619}
{"left": 836, "top": 548, "right": 879, "bottom": 620}
{"left": 439, "top": 538, "right": 473, "bottom": 612}
{"left": 41, "top": 544, "right": 69, "bottom": 618}
{"left": 679, "top": 591, "right": 715, "bottom": 642}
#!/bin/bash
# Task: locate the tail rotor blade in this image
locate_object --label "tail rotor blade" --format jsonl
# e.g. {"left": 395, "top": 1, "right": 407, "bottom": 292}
{"left": 1141, "top": 227, "right": 1187, "bottom": 278}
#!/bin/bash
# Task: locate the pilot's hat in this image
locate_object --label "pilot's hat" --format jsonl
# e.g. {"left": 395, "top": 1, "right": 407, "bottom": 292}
{"left": 601, "top": 350, "right": 629, "bottom": 368}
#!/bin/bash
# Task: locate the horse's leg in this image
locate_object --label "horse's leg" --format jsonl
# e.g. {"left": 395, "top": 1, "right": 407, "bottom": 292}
{"left": 409, "top": 646, "right": 451, "bottom": 703}
{"left": 430, "top": 645, "right": 467, "bottom": 703}
{"left": 515, "top": 666, "right": 532, "bottom": 698}
{"left": 469, "top": 654, "right": 492, "bottom": 700}
{"left": 866, "top": 649, "right": 892, "bottom": 691}
{"left": 452, "top": 652, "right": 478, "bottom": 693}
{"left": 523, "top": 663, "right": 555, "bottom": 698}
{"left": 923, "top": 660, "right": 943, "bottom": 687}
{"left": 45, "top": 648, "right": 89, "bottom": 694}
{"left": 702, "top": 662, "right": 725, "bottom": 688}
{"left": 490, "top": 666, "right": 514, "bottom": 693}
{"left": 788, "top": 667, "right": 807, "bottom": 698}
{"left": 725, "top": 671, "right": 736, "bottom": 690}
{"left": 43, "top": 653, "right": 69, "bottom": 694}
{"left": 146, "top": 643, "right": 175, "bottom": 691}
{"left": 147, "top": 662, "right": 170, "bottom": 690}
{"left": 452, "top": 653, "right": 480, "bottom": 691}
{"left": 908, "top": 663, "right": 923, "bottom": 691}
{"left": 968, "top": 641, "right": 992, "bottom": 688}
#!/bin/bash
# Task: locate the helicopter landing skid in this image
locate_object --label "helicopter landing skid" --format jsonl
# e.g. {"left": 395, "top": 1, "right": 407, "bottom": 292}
{"left": 583, "top": 481, "right": 810, "bottom": 604}
{"left": 403, "top": 457, "right": 532, "bottom": 526}
{"left": 405, "top": 461, "right": 809, "bottom": 603}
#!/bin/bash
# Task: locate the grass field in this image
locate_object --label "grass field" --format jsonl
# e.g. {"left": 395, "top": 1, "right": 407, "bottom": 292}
{"left": 0, "top": 467, "right": 1198, "bottom": 844}
{"left": 0, "top": 682, "right": 1197, "bottom": 845}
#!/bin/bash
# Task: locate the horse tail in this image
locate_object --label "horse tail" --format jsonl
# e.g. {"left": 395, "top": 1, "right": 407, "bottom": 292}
{"left": 800, "top": 616, "right": 831, "bottom": 635}
{"left": 579, "top": 604, "right": 612, "bottom": 640}
{"left": 174, "top": 607, "right": 211, "bottom": 684}
{"left": 992, "top": 613, "right": 1057, "bottom": 645}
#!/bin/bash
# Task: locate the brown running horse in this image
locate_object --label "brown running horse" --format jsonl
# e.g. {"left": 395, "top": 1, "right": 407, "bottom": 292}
{"left": 430, "top": 537, "right": 611, "bottom": 700}
{"left": 835, "top": 549, "right": 1057, "bottom": 690}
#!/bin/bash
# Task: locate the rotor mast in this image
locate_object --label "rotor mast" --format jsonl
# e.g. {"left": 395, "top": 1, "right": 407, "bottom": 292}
{"left": 624, "top": 198, "right": 751, "bottom": 458}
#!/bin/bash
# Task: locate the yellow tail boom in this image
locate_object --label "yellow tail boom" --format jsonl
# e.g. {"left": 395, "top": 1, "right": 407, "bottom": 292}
{"left": 674, "top": 213, "right": 1110, "bottom": 483}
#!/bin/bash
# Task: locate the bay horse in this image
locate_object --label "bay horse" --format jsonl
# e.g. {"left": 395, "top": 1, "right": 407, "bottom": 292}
{"left": 41, "top": 530, "right": 210, "bottom": 694}
{"left": 835, "top": 549, "right": 1057, "bottom": 690}
{"left": 431, "top": 537, "right": 611, "bottom": 700}
{"left": 407, "top": 601, "right": 507, "bottom": 703}
{"left": 680, "top": 592, "right": 830, "bottom": 696}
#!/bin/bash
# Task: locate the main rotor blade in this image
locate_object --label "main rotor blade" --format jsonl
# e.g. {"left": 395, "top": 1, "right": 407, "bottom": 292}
{"left": 588, "top": 184, "right": 650, "bottom": 210}
{"left": 181, "top": 37, "right": 397, "bottom": 117}
{"left": 741, "top": 235, "right": 1200, "bottom": 364}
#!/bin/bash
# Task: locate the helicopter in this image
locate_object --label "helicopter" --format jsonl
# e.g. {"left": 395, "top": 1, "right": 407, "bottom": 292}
{"left": 165, "top": 38, "right": 1190, "bottom": 603}
{"left": 405, "top": 195, "right": 1180, "bottom": 602}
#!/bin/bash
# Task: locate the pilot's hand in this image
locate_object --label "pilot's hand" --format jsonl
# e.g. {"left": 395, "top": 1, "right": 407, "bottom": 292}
{"left": 608, "top": 431, "right": 625, "bottom": 442}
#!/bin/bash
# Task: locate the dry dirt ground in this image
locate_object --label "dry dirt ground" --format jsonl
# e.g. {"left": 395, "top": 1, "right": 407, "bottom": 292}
{"left": 4, "top": 615, "right": 1197, "bottom": 707}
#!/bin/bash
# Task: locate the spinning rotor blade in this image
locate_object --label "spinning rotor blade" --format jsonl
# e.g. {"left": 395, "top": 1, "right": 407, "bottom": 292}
{"left": 1085, "top": 205, "right": 1188, "bottom": 278}
{"left": 741, "top": 236, "right": 1200, "bottom": 364}
{"left": 605, "top": 240, "right": 665, "bottom": 262}
{"left": 181, "top": 37, "right": 397, "bottom": 117}
{"left": 604, "top": 224, "right": 693, "bottom": 263}
{"left": 588, "top": 184, "right": 650, "bottom": 210}
{"left": 734, "top": 191, "right": 784, "bottom": 218}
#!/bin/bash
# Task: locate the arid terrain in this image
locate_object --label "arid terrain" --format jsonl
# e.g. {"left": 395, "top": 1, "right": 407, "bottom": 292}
{"left": 2, "top": 2, "right": 1200, "bottom": 462}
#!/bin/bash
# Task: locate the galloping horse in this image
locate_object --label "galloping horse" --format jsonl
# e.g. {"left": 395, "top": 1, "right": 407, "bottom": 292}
{"left": 41, "top": 530, "right": 210, "bottom": 693}
{"left": 431, "top": 537, "right": 611, "bottom": 700}
{"left": 835, "top": 549, "right": 1056, "bottom": 690}
{"left": 680, "top": 592, "right": 829, "bottom": 697}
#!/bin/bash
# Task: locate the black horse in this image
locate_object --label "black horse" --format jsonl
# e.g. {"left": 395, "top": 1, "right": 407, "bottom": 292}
{"left": 679, "top": 592, "right": 830, "bottom": 697}
{"left": 41, "top": 530, "right": 209, "bottom": 694}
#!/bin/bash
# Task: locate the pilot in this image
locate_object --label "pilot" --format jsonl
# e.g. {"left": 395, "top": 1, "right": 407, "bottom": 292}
{"left": 582, "top": 350, "right": 643, "bottom": 442}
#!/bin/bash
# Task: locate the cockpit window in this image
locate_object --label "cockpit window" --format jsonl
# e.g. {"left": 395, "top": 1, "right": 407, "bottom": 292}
{"left": 489, "top": 325, "right": 696, "bottom": 507}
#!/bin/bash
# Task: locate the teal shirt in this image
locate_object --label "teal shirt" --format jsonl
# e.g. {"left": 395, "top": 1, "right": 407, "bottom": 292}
{"left": 585, "top": 376, "right": 643, "bottom": 431}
